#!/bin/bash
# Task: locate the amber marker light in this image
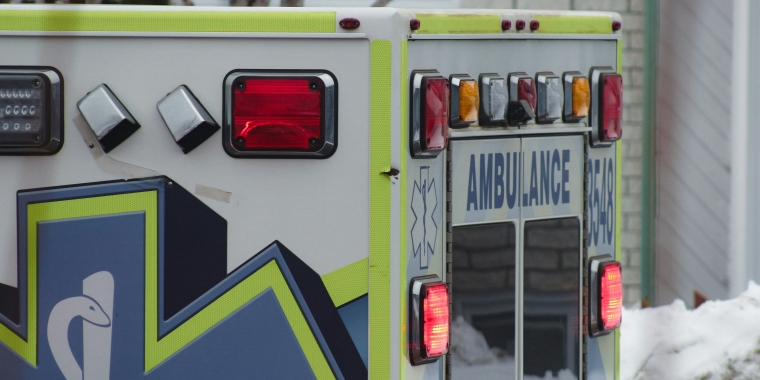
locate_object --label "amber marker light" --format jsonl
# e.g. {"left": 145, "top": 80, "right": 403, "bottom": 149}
{"left": 563, "top": 72, "right": 590, "bottom": 123}
{"left": 449, "top": 75, "right": 478, "bottom": 128}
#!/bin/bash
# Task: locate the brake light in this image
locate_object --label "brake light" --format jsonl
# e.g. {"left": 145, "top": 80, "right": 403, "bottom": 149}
{"left": 423, "top": 77, "right": 449, "bottom": 151}
{"left": 233, "top": 78, "right": 320, "bottom": 150}
{"left": 411, "top": 71, "right": 449, "bottom": 158}
{"left": 423, "top": 283, "right": 449, "bottom": 357}
{"left": 600, "top": 73, "right": 623, "bottom": 141}
{"left": 589, "top": 255, "right": 623, "bottom": 336}
{"left": 409, "top": 276, "right": 449, "bottom": 365}
{"left": 223, "top": 71, "right": 337, "bottom": 158}
{"left": 589, "top": 67, "right": 622, "bottom": 146}
{"left": 600, "top": 261, "right": 623, "bottom": 330}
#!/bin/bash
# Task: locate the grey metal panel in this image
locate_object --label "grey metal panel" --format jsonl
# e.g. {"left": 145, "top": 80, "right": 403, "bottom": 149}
{"left": 0, "top": 36, "right": 371, "bottom": 287}
{"left": 655, "top": 0, "right": 732, "bottom": 307}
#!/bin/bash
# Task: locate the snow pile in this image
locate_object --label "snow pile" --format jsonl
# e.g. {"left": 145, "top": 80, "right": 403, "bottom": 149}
{"left": 450, "top": 316, "right": 576, "bottom": 380}
{"left": 621, "top": 281, "right": 760, "bottom": 380}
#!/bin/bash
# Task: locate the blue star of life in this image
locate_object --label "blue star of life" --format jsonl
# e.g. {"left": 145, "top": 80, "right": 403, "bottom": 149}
{"left": 411, "top": 166, "right": 438, "bottom": 269}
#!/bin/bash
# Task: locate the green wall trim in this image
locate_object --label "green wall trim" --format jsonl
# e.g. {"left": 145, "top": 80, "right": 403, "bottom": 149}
{"left": 534, "top": 15, "right": 612, "bottom": 34}
{"left": 369, "top": 39, "right": 392, "bottom": 379}
{"left": 641, "top": 0, "right": 658, "bottom": 306}
{"left": 321, "top": 258, "right": 368, "bottom": 307}
{"left": 0, "top": 10, "right": 336, "bottom": 33}
{"left": 415, "top": 14, "right": 501, "bottom": 34}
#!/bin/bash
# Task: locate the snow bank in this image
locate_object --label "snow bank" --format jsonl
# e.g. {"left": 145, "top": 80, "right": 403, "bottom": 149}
{"left": 621, "top": 281, "right": 760, "bottom": 380}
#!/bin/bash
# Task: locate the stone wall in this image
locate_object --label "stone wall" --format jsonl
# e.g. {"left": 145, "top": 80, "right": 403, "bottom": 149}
{"left": 460, "top": 0, "right": 645, "bottom": 307}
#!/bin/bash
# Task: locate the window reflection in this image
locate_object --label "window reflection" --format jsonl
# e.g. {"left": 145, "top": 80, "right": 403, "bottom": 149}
{"left": 451, "top": 223, "right": 516, "bottom": 380}
{"left": 523, "top": 218, "right": 580, "bottom": 380}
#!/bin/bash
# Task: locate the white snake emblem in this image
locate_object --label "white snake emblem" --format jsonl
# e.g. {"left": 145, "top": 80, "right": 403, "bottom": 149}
{"left": 47, "top": 271, "right": 114, "bottom": 380}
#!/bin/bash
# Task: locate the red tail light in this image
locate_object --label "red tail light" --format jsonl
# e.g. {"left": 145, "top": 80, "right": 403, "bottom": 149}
{"left": 589, "top": 255, "right": 623, "bottom": 336}
{"left": 590, "top": 67, "right": 622, "bottom": 146}
{"left": 423, "top": 77, "right": 449, "bottom": 152}
{"left": 600, "top": 261, "right": 623, "bottom": 330}
{"left": 411, "top": 71, "right": 449, "bottom": 158}
{"left": 423, "top": 283, "right": 450, "bottom": 357}
{"left": 233, "top": 78, "right": 320, "bottom": 150}
{"left": 223, "top": 71, "right": 337, "bottom": 158}
{"left": 600, "top": 73, "right": 623, "bottom": 141}
{"left": 409, "top": 276, "right": 449, "bottom": 365}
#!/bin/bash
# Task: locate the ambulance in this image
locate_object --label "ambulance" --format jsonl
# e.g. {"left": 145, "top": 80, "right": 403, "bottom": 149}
{"left": 0, "top": 5, "right": 623, "bottom": 380}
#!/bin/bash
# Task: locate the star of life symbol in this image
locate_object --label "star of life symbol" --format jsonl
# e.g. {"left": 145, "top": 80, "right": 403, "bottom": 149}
{"left": 411, "top": 166, "right": 438, "bottom": 269}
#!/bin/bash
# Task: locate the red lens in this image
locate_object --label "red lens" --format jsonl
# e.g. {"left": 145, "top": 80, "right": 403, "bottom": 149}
{"left": 423, "top": 283, "right": 449, "bottom": 357}
{"left": 517, "top": 77, "right": 537, "bottom": 112}
{"left": 600, "top": 262, "right": 622, "bottom": 330}
{"left": 232, "top": 78, "right": 322, "bottom": 150}
{"left": 601, "top": 73, "right": 623, "bottom": 141}
{"left": 422, "top": 77, "right": 449, "bottom": 152}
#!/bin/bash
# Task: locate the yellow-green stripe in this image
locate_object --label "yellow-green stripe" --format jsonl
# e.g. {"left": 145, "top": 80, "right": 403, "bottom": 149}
{"left": 534, "top": 15, "right": 612, "bottom": 34}
{"left": 0, "top": 10, "right": 335, "bottom": 33}
{"left": 369, "top": 39, "right": 392, "bottom": 379}
{"left": 399, "top": 39, "right": 409, "bottom": 380}
{"left": 321, "top": 258, "right": 368, "bottom": 307}
{"left": 415, "top": 14, "right": 501, "bottom": 34}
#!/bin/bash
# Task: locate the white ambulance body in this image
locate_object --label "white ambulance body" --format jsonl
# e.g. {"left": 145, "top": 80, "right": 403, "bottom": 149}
{"left": 0, "top": 6, "right": 622, "bottom": 380}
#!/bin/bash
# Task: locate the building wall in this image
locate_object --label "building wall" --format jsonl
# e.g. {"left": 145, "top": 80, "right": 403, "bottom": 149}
{"left": 462, "top": 0, "right": 646, "bottom": 307}
{"left": 654, "top": 0, "right": 732, "bottom": 307}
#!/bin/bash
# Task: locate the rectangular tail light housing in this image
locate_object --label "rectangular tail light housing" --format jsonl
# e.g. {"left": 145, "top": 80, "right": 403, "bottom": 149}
{"left": 0, "top": 67, "right": 63, "bottom": 156}
{"left": 589, "top": 255, "right": 623, "bottom": 336}
{"left": 410, "top": 71, "right": 449, "bottom": 158}
{"left": 223, "top": 70, "right": 337, "bottom": 158}
{"left": 409, "top": 275, "right": 449, "bottom": 365}
{"left": 590, "top": 67, "right": 623, "bottom": 146}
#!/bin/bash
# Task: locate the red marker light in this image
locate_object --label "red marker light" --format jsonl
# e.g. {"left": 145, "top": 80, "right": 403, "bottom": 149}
{"left": 423, "top": 283, "right": 449, "bottom": 357}
{"left": 517, "top": 77, "right": 537, "bottom": 112}
{"left": 339, "top": 18, "right": 360, "bottom": 30}
{"left": 422, "top": 77, "right": 449, "bottom": 153}
{"left": 600, "top": 73, "right": 623, "bottom": 141}
{"left": 232, "top": 78, "right": 322, "bottom": 150}
{"left": 600, "top": 261, "right": 622, "bottom": 330}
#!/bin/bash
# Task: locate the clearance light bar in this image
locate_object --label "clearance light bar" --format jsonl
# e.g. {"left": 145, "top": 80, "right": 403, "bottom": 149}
{"left": 478, "top": 73, "right": 507, "bottom": 126}
{"left": 589, "top": 255, "right": 623, "bottom": 337}
{"left": 0, "top": 67, "right": 63, "bottom": 155}
{"left": 410, "top": 70, "right": 449, "bottom": 158}
{"left": 449, "top": 74, "right": 478, "bottom": 129}
{"left": 223, "top": 70, "right": 337, "bottom": 158}
{"left": 409, "top": 275, "right": 449, "bottom": 365}
{"left": 590, "top": 67, "right": 623, "bottom": 146}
